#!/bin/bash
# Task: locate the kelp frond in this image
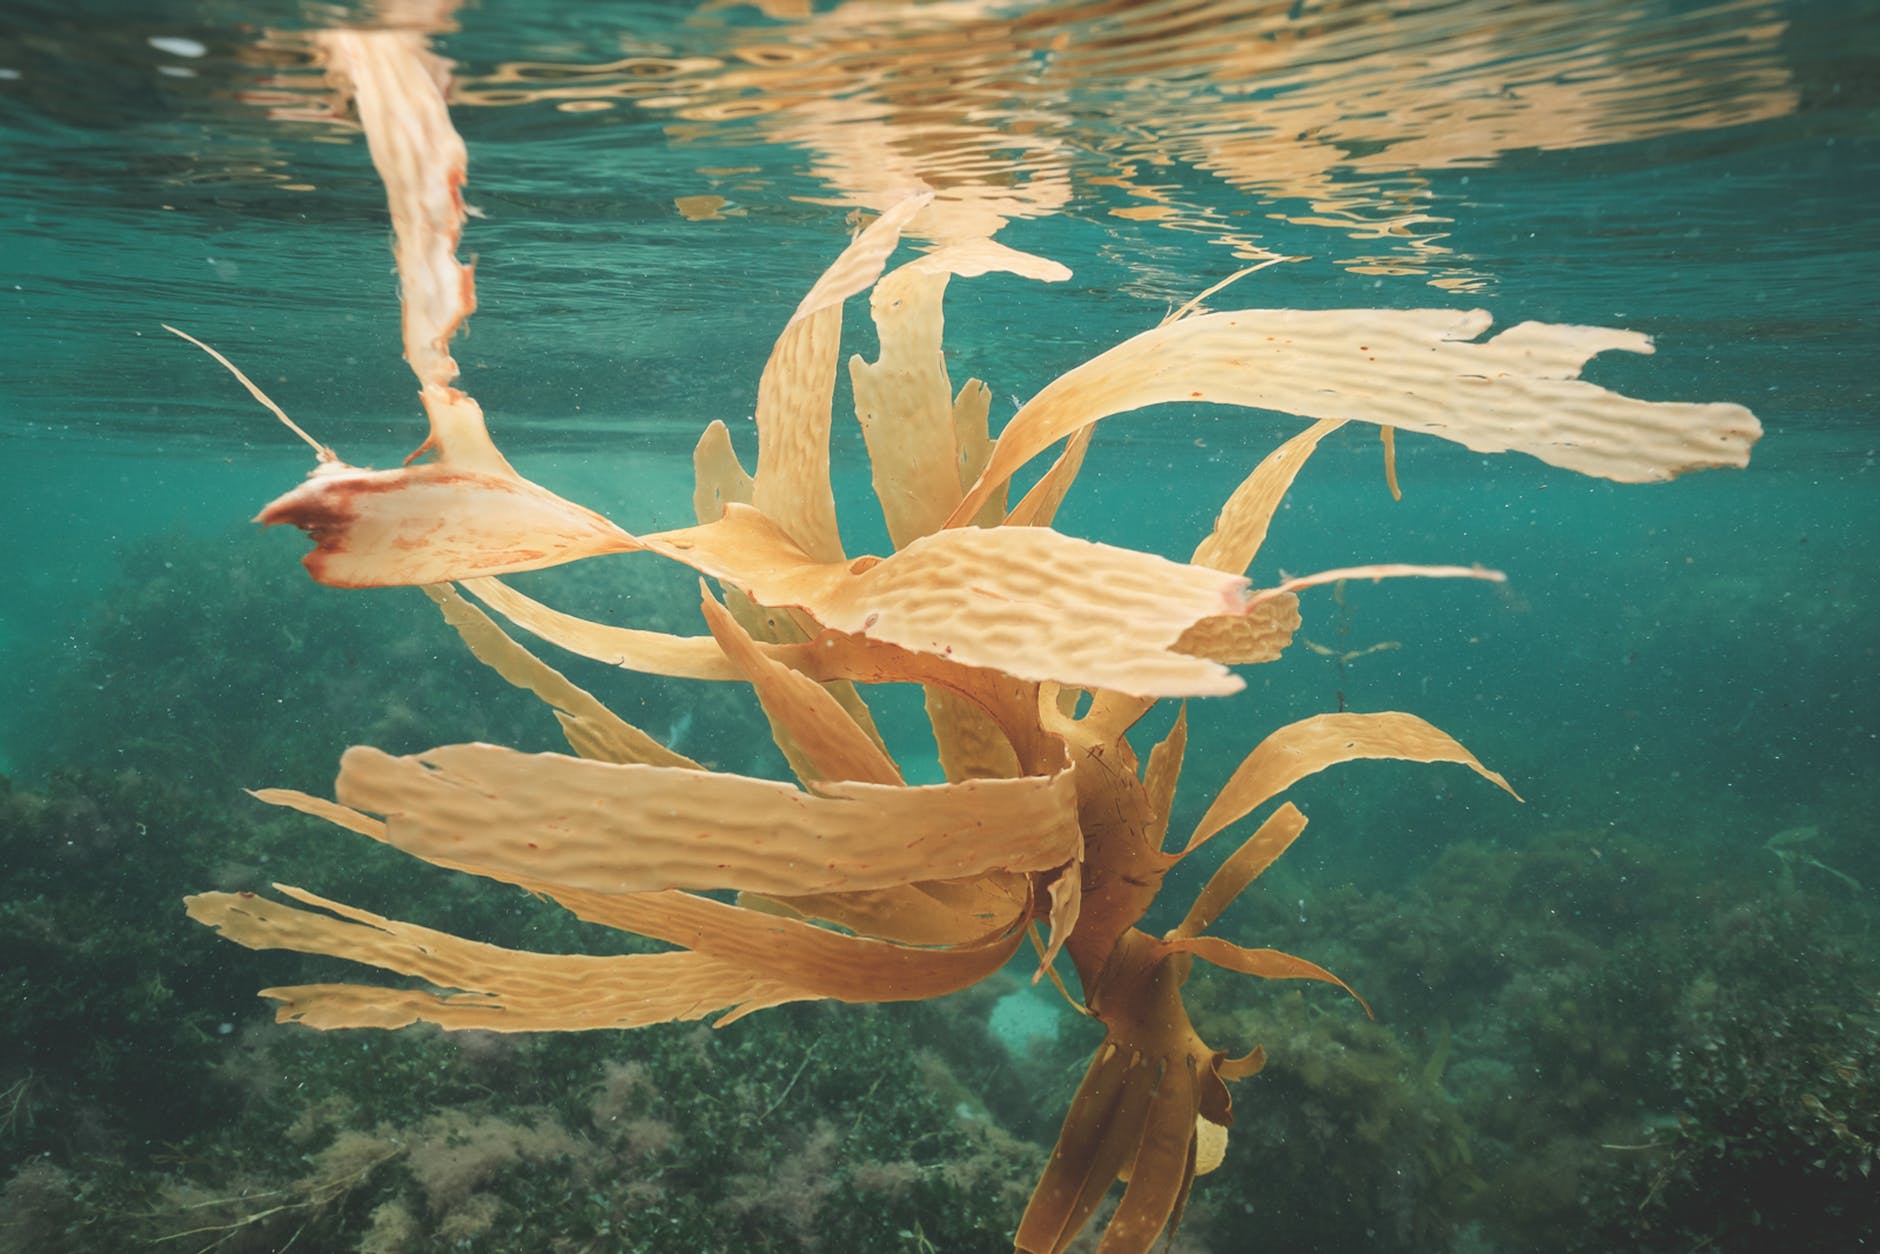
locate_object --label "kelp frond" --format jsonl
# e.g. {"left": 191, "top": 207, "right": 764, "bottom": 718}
{"left": 179, "top": 23, "right": 1762, "bottom": 1254}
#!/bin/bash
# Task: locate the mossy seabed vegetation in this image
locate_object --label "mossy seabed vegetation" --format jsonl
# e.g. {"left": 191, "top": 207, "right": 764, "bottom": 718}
{"left": 3, "top": 530, "right": 1875, "bottom": 1253}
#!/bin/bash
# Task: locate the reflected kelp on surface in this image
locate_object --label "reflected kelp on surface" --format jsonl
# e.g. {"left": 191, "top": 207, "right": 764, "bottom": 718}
{"left": 457, "top": 0, "right": 1797, "bottom": 285}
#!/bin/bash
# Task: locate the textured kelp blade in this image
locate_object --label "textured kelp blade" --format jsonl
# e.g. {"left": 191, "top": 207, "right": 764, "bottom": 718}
{"left": 923, "top": 684, "right": 1024, "bottom": 782}
{"left": 1172, "top": 596, "right": 1300, "bottom": 665}
{"left": 953, "top": 378, "right": 1003, "bottom": 524}
{"left": 1141, "top": 704, "right": 1189, "bottom": 852}
{"left": 692, "top": 418, "right": 755, "bottom": 523}
{"left": 850, "top": 262, "right": 965, "bottom": 549}
{"left": 1186, "top": 711, "right": 1518, "bottom": 854}
{"left": 552, "top": 886, "right": 1027, "bottom": 1007}
{"left": 185, "top": 886, "right": 807, "bottom": 1031}
{"left": 228, "top": 795, "right": 1023, "bottom": 1009}
{"left": 1005, "top": 427, "right": 1094, "bottom": 528}
{"left": 1101, "top": 1067, "right": 1200, "bottom": 1254}
{"left": 1165, "top": 934, "right": 1369, "bottom": 1016}
{"left": 1016, "top": 1045, "right": 1159, "bottom": 1254}
{"left": 463, "top": 577, "right": 742, "bottom": 680}
{"left": 259, "top": 432, "right": 643, "bottom": 588}
{"left": 426, "top": 584, "right": 698, "bottom": 769}
{"left": 334, "top": 742, "right": 1080, "bottom": 897}
{"left": 698, "top": 587, "right": 901, "bottom": 786}
{"left": 646, "top": 504, "right": 1254, "bottom": 697}
{"left": 950, "top": 308, "right": 1762, "bottom": 523}
{"left": 759, "top": 872, "right": 1029, "bottom": 947}
{"left": 1191, "top": 419, "right": 1344, "bottom": 575}
{"left": 753, "top": 194, "right": 931, "bottom": 562}
{"left": 849, "top": 241, "right": 1071, "bottom": 548}
{"left": 1174, "top": 802, "right": 1308, "bottom": 938}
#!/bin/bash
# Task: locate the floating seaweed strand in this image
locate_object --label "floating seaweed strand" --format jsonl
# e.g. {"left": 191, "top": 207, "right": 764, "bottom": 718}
{"left": 175, "top": 20, "right": 1758, "bottom": 1254}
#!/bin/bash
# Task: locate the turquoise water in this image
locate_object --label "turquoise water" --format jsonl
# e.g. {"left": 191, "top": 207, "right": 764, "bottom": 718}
{"left": 2, "top": 2, "right": 1876, "bottom": 1251}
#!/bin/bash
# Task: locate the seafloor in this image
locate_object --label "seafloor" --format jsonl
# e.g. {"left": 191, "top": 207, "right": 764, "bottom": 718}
{"left": 1, "top": 531, "right": 1873, "bottom": 1253}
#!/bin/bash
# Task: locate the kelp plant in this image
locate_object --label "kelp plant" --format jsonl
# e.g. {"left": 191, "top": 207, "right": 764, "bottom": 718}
{"left": 179, "top": 28, "right": 1759, "bottom": 1254}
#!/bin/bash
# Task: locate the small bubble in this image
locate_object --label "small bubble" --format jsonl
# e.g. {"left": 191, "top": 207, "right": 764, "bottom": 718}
{"left": 148, "top": 36, "right": 207, "bottom": 58}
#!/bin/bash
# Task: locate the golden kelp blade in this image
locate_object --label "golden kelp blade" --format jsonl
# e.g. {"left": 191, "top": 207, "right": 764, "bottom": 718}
{"left": 463, "top": 577, "right": 742, "bottom": 680}
{"left": 1173, "top": 802, "right": 1309, "bottom": 939}
{"left": 185, "top": 886, "right": 807, "bottom": 1032}
{"left": 1171, "top": 599, "right": 1300, "bottom": 666}
{"left": 851, "top": 261, "right": 972, "bottom": 549}
{"left": 950, "top": 308, "right": 1762, "bottom": 524}
{"left": 257, "top": 458, "right": 642, "bottom": 587}
{"left": 1185, "top": 710, "right": 1520, "bottom": 855}
{"left": 551, "top": 886, "right": 1030, "bottom": 1007}
{"left": 332, "top": 742, "right": 1081, "bottom": 897}
{"left": 1017, "top": 1044, "right": 1161, "bottom": 1254}
{"left": 752, "top": 193, "right": 932, "bottom": 562}
{"left": 642, "top": 504, "right": 1256, "bottom": 697}
{"left": 697, "top": 587, "right": 902, "bottom": 786}
{"left": 1163, "top": 934, "right": 1370, "bottom": 1017}
{"left": 238, "top": 792, "right": 1034, "bottom": 1008}
{"left": 1190, "top": 418, "right": 1345, "bottom": 575}
{"left": 1101, "top": 1065, "right": 1204, "bottom": 1253}
{"left": 424, "top": 584, "right": 699, "bottom": 769}
{"left": 849, "top": 243, "right": 1071, "bottom": 549}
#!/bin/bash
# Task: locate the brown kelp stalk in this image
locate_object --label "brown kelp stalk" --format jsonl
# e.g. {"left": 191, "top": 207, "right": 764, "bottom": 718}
{"left": 177, "top": 25, "right": 1758, "bottom": 1254}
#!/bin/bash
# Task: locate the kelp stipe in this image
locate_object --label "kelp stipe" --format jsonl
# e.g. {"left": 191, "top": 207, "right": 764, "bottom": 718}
{"left": 180, "top": 26, "right": 1759, "bottom": 1254}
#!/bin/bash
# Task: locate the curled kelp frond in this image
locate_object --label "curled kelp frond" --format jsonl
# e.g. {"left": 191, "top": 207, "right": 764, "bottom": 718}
{"left": 257, "top": 460, "right": 643, "bottom": 587}
{"left": 949, "top": 307, "right": 1761, "bottom": 525}
{"left": 1185, "top": 710, "right": 1522, "bottom": 855}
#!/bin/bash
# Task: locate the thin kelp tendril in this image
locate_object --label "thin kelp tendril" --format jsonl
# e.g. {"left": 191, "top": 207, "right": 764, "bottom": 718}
{"left": 162, "top": 324, "right": 334, "bottom": 463}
